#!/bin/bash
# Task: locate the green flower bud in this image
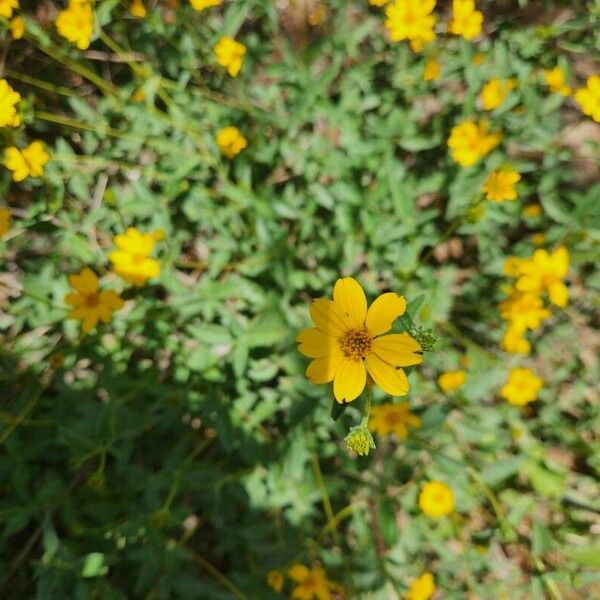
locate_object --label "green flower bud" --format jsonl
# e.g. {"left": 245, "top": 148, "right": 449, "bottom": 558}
{"left": 411, "top": 325, "right": 439, "bottom": 352}
{"left": 345, "top": 425, "right": 375, "bottom": 457}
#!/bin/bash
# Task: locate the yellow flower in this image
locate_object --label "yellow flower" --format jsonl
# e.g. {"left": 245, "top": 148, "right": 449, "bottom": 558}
{"left": 216, "top": 126, "right": 248, "bottom": 159}
{"left": 471, "top": 52, "right": 485, "bottom": 65}
{"left": 437, "top": 370, "right": 466, "bottom": 392}
{"left": 65, "top": 267, "right": 125, "bottom": 333}
{"left": 418, "top": 481, "right": 455, "bottom": 518}
{"left": 423, "top": 57, "right": 441, "bottom": 81}
{"left": 449, "top": 0, "right": 483, "bottom": 40}
{"left": 288, "top": 564, "right": 340, "bottom": 600}
{"left": 9, "top": 15, "right": 25, "bottom": 39}
{"left": 308, "top": 3, "right": 328, "bottom": 26}
{"left": 447, "top": 120, "right": 501, "bottom": 168}
{"left": 368, "top": 402, "right": 421, "bottom": 439}
{"left": 385, "top": 0, "right": 436, "bottom": 53}
{"left": 130, "top": 0, "right": 146, "bottom": 17}
{"left": 0, "top": 0, "right": 18, "bottom": 19}
{"left": 296, "top": 277, "right": 423, "bottom": 404}
{"left": 480, "top": 78, "right": 516, "bottom": 111}
{"left": 483, "top": 169, "right": 521, "bottom": 202}
{"left": 108, "top": 228, "right": 161, "bottom": 286}
{"left": 190, "top": 0, "right": 221, "bottom": 10}
{"left": 501, "top": 324, "right": 530, "bottom": 355}
{"left": 0, "top": 78, "right": 21, "bottom": 127}
{"left": 522, "top": 204, "right": 542, "bottom": 218}
{"left": 543, "top": 67, "right": 571, "bottom": 96}
{"left": 369, "top": 0, "right": 389, "bottom": 6}
{"left": 405, "top": 572, "right": 435, "bottom": 600}
{"left": 499, "top": 288, "right": 550, "bottom": 332}
{"left": 56, "top": 0, "right": 94, "bottom": 50}
{"left": 574, "top": 75, "right": 600, "bottom": 123}
{"left": 500, "top": 367, "right": 542, "bottom": 406}
{"left": 266, "top": 569, "right": 285, "bottom": 593}
{"left": 5, "top": 141, "right": 49, "bottom": 182}
{"left": 0, "top": 207, "right": 11, "bottom": 238}
{"left": 531, "top": 232, "right": 545, "bottom": 246}
{"left": 214, "top": 36, "right": 246, "bottom": 77}
{"left": 515, "top": 246, "right": 569, "bottom": 307}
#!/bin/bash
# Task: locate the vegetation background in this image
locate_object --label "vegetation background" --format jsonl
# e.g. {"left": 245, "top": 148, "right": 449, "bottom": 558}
{"left": 1, "top": 0, "right": 599, "bottom": 598}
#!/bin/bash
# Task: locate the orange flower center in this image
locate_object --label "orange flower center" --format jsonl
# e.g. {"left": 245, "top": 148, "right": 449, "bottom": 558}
{"left": 132, "top": 254, "right": 146, "bottom": 264}
{"left": 340, "top": 327, "right": 372, "bottom": 360}
{"left": 85, "top": 293, "right": 100, "bottom": 308}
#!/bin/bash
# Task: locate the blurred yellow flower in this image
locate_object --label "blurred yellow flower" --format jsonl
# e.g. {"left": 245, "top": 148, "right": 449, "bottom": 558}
{"left": 449, "top": 0, "right": 483, "bottom": 40}
{"left": 288, "top": 564, "right": 340, "bottom": 600}
{"left": 543, "top": 67, "right": 571, "bottom": 96}
{"left": 308, "top": 3, "right": 327, "bottom": 26}
{"left": 0, "top": 0, "right": 18, "bottom": 19}
{"left": 515, "top": 246, "right": 569, "bottom": 307}
{"left": 369, "top": 402, "right": 421, "bottom": 439}
{"left": 501, "top": 324, "right": 530, "bottom": 355}
{"left": 423, "top": 57, "right": 441, "bottom": 81}
{"left": 437, "top": 370, "right": 466, "bottom": 392}
{"left": 522, "top": 203, "right": 542, "bottom": 218}
{"left": 480, "top": 78, "right": 516, "bottom": 110}
{"left": 190, "top": 0, "right": 221, "bottom": 10}
{"left": 5, "top": 141, "right": 49, "bottom": 182}
{"left": 405, "top": 572, "right": 435, "bottom": 600}
{"left": 109, "top": 227, "right": 161, "bottom": 286}
{"left": 0, "top": 79, "right": 21, "bottom": 127}
{"left": 214, "top": 36, "right": 246, "bottom": 77}
{"left": 448, "top": 120, "right": 501, "bottom": 167}
{"left": 385, "top": 0, "right": 436, "bottom": 53}
{"left": 266, "top": 569, "right": 284, "bottom": 593}
{"left": 419, "top": 481, "right": 454, "bottom": 518}
{"left": 9, "top": 15, "right": 24, "bottom": 39}
{"left": 574, "top": 75, "right": 600, "bottom": 123}
{"left": 499, "top": 288, "right": 550, "bottom": 332}
{"left": 531, "top": 232, "right": 545, "bottom": 246}
{"left": 65, "top": 267, "right": 125, "bottom": 333}
{"left": 472, "top": 52, "right": 485, "bottom": 65}
{"left": 296, "top": 277, "right": 423, "bottom": 403}
{"left": 369, "top": 0, "right": 389, "bottom": 6}
{"left": 500, "top": 367, "right": 542, "bottom": 406}
{"left": 483, "top": 169, "right": 521, "bottom": 201}
{"left": 130, "top": 0, "right": 146, "bottom": 17}
{"left": 56, "top": 0, "right": 94, "bottom": 50}
{"left": 0, "top": 207, "right": 11, "bottom": 238}
{"left": 216, "top": 126, "right": 248, "bottom": 159}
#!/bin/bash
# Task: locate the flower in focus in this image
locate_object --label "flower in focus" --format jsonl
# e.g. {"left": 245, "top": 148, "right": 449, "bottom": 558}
{"left": 214, "top": 36, "right": 246, "bottom": 77}
{"left": 65, "top": 268, "right": 125, "bottom": 333}
{"left": 574, "top": 75, "right": 600, "bottom": 123}
{"left": 449, "top": 0, "right": 483, "bottom": 40}
{"left": 500, "top": 367, "right": 542, "bottom": 406}
{"left": 0, "top": 79, "right": 21, "bottom": 127}
{"left": 483, "top": 169, "right": 521, "bottom": 202}
{"left": 56, "top": 0, "right": 94, "bottom": 50}
{"left": 522, "top": 204, "right": 542, "bottom": 218}
{"left": 5, "top": 141, "right": 49, "bottom": 182}
{"left": 345, "top": 424, "right": 375, "bottom": 456}
{"left": 0, "top": 0, "right": 18, "bottom": 19}
{"left": 130, "top": 0, "right": 146, "bottom": 17}
{"left": 368, "top": 402, "right": 421, "bottom": 439}
{"left": 480, "top": 78, "right": 516, "bottom": 110}
{"left": 108, "top": 227, "right": 162, "bottom": 286}
{"left": 266, "top": 569, "right": 285, "bottom": 593}
{"left": 190, "top": 0, "right": 221, "bottom": 10}
{"left": 296, "top": 277, "right": 423, "bottom": 403}
{"left": 0, "top": 207, "right": 11, "bottom": 238}
{"left": 418, "top": 481, "right": 455, "bottom": 518}
{"left": 216, "top": 126, "right": 248, "bottom": 159}
{"left": 437, "top": 370, "right": 466, "bottom": 392}
{"left": 385, "top": 0, "right": 436, "bottom": 53}
{"left": 544, "top": 67, "right": 571, "bottom": 96}
{"left": 423, "top": 57, "right": 441, "bottom": 81}
{"left": 9, "top": 16, "right": 25, "bottom": 39}
{"left": 515, "top": 247, "right": 569, "bottom": 307}
{"left": 448, "top": 120, "right": 501, "bottom": 167}
{"left": 405, "top": 572, "right": 436, "bottom": 600}
{"left": 288, "top": 564, "right": 340, "bottom": 600}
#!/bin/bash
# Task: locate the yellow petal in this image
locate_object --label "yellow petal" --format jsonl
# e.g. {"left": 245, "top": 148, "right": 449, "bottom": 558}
{"left": 296, "top": 327, "right": 338, "bottom": 358}
{"left": 549, "top": 282, "right": 568, "bottom": 307}
{"left": 288, "top": 564, "right": 310, "bottom": 582}
{"left": 306, "top": 353, "right": 342, "bottom": 384}
{"left": 365, "top": 292, "right": 406, "bottom": 336}
{"left": 333, "top": 358, "right": 366, "bottom": 403}
{"left": 550, "top": 246, "right": 569, "bottom": 277}
{"left": 372, "top": 333, "right": 423, "bottom": 366}
{"left": 366, "top": 353, "right": 409, "bottom": 396}
{"left": 333, "top": 277, "right": 367, "bottom": 328}
{"left": 309, "top": 298, "right": 348, "bottom": 336}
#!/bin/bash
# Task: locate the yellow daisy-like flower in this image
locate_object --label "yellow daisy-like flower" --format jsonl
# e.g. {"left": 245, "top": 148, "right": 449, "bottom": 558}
{"left": 108, "top": 227, "right": 162, "bottom": 286}
{"left": 437, "top": 370, "right": 466, "bottom": 392}
{"left": 384, "top": 0, "right": 436, "bottom": 53}
{"left": 418, "top": 481, "right": 455, "bottom": 518}
{"left": 0, "top": 0, "right": 18, "bottom": 19}
{"left": 531, "top": 232, "right": 545, "bottom": 246}
{"left": 574, "top": 75, "right": 600, "bottom": 123}
{"left": 4, "top": 141, "right": 49, "bottom": 182}
{"left": 449, "top": 0, "right": 483, "bottom": 40}
{"left": 266, "top": 569, "right": 285, "bottom": 593}
{"left": 65, "top": 267, "right": 125, "bottom": 333}
{"left": 0, "top": 79, "right": 21, "bottom": 128}
{"left": 501, "top": 324, "right": 530, "bottom": 355}
{"left": 190, "top": 0, "right": 221, "bottom": 10}
{"left": 422, "top": 57, "right": 441, "bottom": 81}
{"left": 480, "top": 78, "right": 516, "bottom": 111}
{"left": 499, "top": 288, "right": 551, "bottom": 332}
{"left": 0, "top": 207, "right": 11, "bottom": 238}
{"left": 368, "top": 402, "right": 421, "bottom": 439}
{"left": 405, "top": 572, "right": 436, "bottom": 600}
{"left": 216, "top": 126, "right": 248, "bottom": 159}
{"left": 543, "top": 67, "right": 571, "bottom": 96}
{"left": 447, "top": 120, "right": 501, "bottom": 168}
{"left": 522, "top": 204, "right": 542, "bottom": 218}
{"left": 9, "top": 15, "right": 25, "bottom": 39}
{"left": 56, "top": 0, "right": 94, "bottom": 50}
{"left": 483, "top": 169, "right": 521, "bottom": 202}
{"left": 296, "top": 277, "right": 423, "bottom": 404}
{"left": 500, "top": 367, "right": 542, "bottom": 406}
{"left": 515, "top": 246, "right": 569, "bottom": 308}
{"left": 130, "top": 0, "right": 146, "bottom": 18}
{"left": 288, "top": 564, "right": 340, "bottom": 600}
{"left": 214, "top": 36, "right": 246, "bottom": 77}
